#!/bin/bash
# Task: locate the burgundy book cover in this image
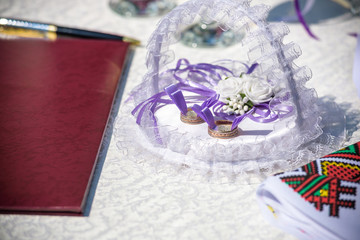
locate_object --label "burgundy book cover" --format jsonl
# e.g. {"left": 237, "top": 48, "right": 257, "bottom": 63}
{"left": 0, "top": 38, "right": 130, "bottom": 215}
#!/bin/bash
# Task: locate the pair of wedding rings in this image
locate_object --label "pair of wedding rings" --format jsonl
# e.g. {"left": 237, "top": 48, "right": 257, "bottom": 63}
{"left": 180, "top": 108, "right": 239, "bottom": 139}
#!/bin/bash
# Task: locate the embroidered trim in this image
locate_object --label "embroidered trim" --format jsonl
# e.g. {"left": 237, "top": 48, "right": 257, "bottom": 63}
{"left": 278, "top": 142, "right": 360, "bottom": 217}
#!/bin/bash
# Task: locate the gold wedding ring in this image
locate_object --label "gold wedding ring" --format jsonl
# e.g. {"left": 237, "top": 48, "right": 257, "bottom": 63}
{"left": 180, "top": 108, "right": 205, "bottom": 124}
{"left": 208, "top": 120, "right": 239, "bottom": 139}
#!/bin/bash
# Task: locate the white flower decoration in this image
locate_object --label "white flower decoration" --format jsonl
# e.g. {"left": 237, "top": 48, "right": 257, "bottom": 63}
{"left": 216, "top": 73, "right": 274, "bottom": 115}
{"left": 216, "top": 76, "right": 244, "bottom": 101}
{"left": 242, "top": 75, "right": 274, "bottom": 104}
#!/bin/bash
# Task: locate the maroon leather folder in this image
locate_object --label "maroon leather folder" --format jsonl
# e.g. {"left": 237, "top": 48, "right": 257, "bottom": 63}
{"left": 0, "top": 38, "right": 130, "bottom": 215}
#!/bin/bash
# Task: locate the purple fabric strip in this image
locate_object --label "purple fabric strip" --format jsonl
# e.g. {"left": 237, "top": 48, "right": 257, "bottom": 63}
{"left": 283, "top": 0, "right": 315, "bottom": 22}
{"left": 270, "top": 100, "right": 294, "bottom": 119}
{"left": 192, "top": 105, "right": 216, "bottom": 129}
{"left": 132, "top": 58, "right": 294, "bottom": 138}
{"left": 134, "top": 58, "right": 259, "bottom": 123}
{"left": 191, "top": 104, "right": 202, "bottom": 116}
{"left": 213, "top": 101, "right": 226, "bottom": 113}
{"left": 354, "top": 34, "right": 360, "bottom": 97}
{"left": 180, "top": 85, "right": 216, "bottom": 97}
{"left": 164, "top": 84, "right": 188, "bottom": 114}
{"left": 164, "top": 84, "right": 179, "bottom": 95}
{"left": 231, "top": 108, "right": 254, "bottom": 130}
{"left": 167, "top": 58, "right": 233, "bottom": 92}
{"left": 202, "top": 107, "right": 216, "bottom": 129}
{"left": 246, "top": 63, "right": 259, "bottom": 74}
{"left": 132, "top": 91, "right": 170, "bottom": 125}
{"left": 172, "top": 91, "right": 188, "bottom": 114}
{"left": 229, "top": 104, "right": 279, "bottom": 131}
{"left": 218, "top": 101, "right": 293, "bottom": 130}
{"left": 196, "top": 98, "right": 290, "bottom": 130}
{"left": 173, "top": 58, "right": 233, "bottom": 81}
{"left": 201, "top": 94, "right": 220, "bottom": 108}
{"left": 294, "top": 0, "right": 319, "bottom": 40}
{"left": 188, "top": 94, "right": 220, "bottom": 129}
{"left": 247, "top": 104, "right": 279, "bottom": 123}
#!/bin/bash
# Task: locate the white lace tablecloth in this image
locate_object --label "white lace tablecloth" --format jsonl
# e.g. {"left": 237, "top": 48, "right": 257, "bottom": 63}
{"left": 1, "top": 0, "right": 359, "bottom": 239}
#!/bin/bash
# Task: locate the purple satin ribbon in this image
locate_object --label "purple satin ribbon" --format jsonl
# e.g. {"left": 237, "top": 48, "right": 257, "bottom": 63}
{"left": 132, "top": 58, "right": 292, "bottom": 136}
{"left": 213, "top": 105, "right": 271, "bottom": 130}
{"left": 199, "top": 93, "right": 219, "bottom": 109}
{"left": 192, "top": 97, "right": 293, "bottom": 131}
{"left": 192, "top": 105, "right": 216, "bottom": 129}
{"left": 231, "top": 104, "right": 276, "bottom": 130}
{"left": 164, "top": 58, "right": 233, "bottom": 94}
{"left": 131, "top": 91, "right": 172, "bottom": 125}
{"left": 212, "top": 98, "right": 293, "bottom": 130}
{"left": 246, "top": 63, "right": 259, "bottom": 74}
{"left": 294, "top": 0, "right": 319, "bottom": 40}
{"left": 132, "top": 59, "right": 234, "bottom": 126}
{"left": 132, "top": 83, "right": 214, "bottom": 133}
{"left": 164, "top": 84, "right": 188, "bottom": 115}
{"left": 191, "top": 94, "right": 220, "bottom": 129}
{"left": 284, "top": 0, "right": 315, "bottom": 22}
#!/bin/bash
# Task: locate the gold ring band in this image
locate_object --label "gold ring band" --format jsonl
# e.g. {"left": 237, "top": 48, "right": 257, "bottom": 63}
{"left": 180, "top": 108, "right": 205, "bottom": 124}
{"left": 208, "top": 120, "right": 239, "bottom": 139}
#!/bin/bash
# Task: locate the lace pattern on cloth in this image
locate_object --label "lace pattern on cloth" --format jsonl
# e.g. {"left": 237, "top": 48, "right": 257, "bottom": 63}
{"left": 114, "top": 0, "right": 345, "bottom": 179}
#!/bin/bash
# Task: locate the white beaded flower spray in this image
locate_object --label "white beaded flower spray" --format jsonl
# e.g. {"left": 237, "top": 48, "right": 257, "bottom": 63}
{"left": 216, "top": 72, "right": 274, "bottom": 115}
{"left": 222, "top": 92, "right": 254, "bottom": 115}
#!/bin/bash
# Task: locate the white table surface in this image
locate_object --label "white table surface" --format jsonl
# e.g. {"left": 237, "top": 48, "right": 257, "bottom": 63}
{"left": 1, "top": 0, "right": 360, "bottom": 239}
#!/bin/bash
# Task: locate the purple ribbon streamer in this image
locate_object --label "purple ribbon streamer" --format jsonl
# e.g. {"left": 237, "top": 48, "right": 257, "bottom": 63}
{"left": 294, "top": 0, "right": 319, "bottom": 40}
{"left": 246, "top": 63, "right": 259, "bottom": 74}
{"left": 230, "top": 104, "right": 277, "bottom": 130}
{"left": 165, "top": 58, "right": 233, "bottom": 93}
{"left": 132, "top": 59, "right": 233, "bottom": 126}
{"left": 164, "top": 84, "right": 188, "bottom": 115}
{"left": 131, "top": 91, "right": 174, "bottom": 144}
{"left": 194, "top": 96, "right": 292, "bottom": 131}
{"left": 354, "top": 34, "right": 360, "bottom": 97}
{"left": 200, "top": 94, "right": 220, "bottom": 108}
{"left": 132, "top": 58, "right": 289, "bottom": 137}
{"left": 247, "top": 104, "right": 279, "bottom": 123}
{"left": 230, "top": 109, "right": 253, "bottom": 130}
{"left": 131, "top": 91, "right": 173, "bottom": 125}
{"left": 211, "top": 99, "right": 293, "bottom": 130}
{"left": 283, "top": 0, "right": 315, "bottom": 22}
{"left": 270, "top": 99, "right": 294, "bottom": 119}
{"left": 191, "top": 94, "right": 220, "bottom": 129}
{"left": 192, "top": 105, "right": 216, "bottom": 129}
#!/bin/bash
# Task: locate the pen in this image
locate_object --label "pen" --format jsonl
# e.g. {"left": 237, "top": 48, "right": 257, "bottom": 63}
{"left": 0, "top": 17, "right": 141, "bottom": 46}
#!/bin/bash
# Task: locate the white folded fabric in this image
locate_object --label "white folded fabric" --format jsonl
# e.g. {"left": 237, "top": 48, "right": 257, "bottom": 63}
{"left": 257, "top": 142, "right": 360, "bottom": 240}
